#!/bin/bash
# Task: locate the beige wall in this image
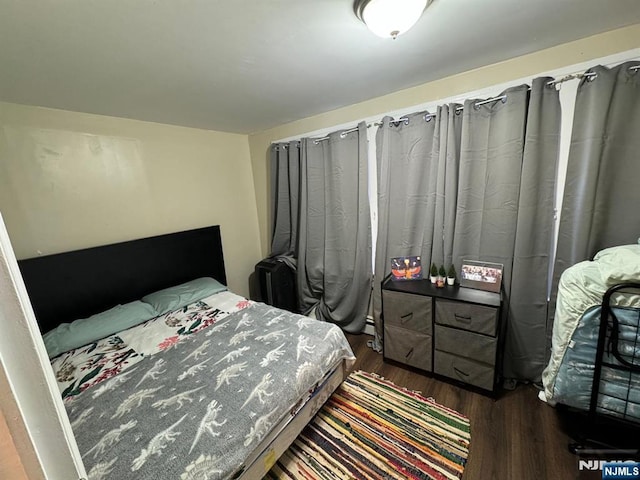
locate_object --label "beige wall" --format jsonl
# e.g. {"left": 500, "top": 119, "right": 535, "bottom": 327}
{"left": 0, "top": 102, "right": 261, "bottom": 297}
{"left": 248, "top": 23, "right": 640, "bottom": 257}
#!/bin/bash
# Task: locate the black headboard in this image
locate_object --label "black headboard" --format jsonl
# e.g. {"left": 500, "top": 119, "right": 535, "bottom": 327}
{"left": 18, "top": 226, "right": 226, "bottom": 333}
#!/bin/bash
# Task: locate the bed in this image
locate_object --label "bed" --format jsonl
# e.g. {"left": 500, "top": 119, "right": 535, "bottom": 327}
{"left": 541, "top": 243, "right": 640, "bottom": 428}
{"left": 18, "top": 226, "right": 355, "bottom": 480}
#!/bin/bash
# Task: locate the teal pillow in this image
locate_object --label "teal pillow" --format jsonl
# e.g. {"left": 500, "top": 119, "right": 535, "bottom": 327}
{"left": 43, "top": 300, "right": 158, "bottom": 359}
{"left": 141, "top": 277, "right": 228, "bottom": 315}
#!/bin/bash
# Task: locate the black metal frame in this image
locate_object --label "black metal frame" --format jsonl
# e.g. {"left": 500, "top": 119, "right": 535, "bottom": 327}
{"left": 570, "top": 282, "right": 640, "bottom": 455}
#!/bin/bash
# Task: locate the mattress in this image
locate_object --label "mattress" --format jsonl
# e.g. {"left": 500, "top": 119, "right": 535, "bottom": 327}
{"left": 51, "top": 290, "right": 355, "bottom": 480}
{"left": 541, "top": 243, "right": 640, "bottom": 420}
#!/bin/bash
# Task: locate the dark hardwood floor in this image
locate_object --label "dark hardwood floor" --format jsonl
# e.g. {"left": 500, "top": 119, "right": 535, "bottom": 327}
{"left": 345, "top": 333, "right": 583, "bottom": 480}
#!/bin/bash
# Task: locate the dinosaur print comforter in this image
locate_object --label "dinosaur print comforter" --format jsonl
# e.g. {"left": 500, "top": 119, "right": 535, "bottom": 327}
{"left": 63, "top": 299, "right": 355, "bottom": 480}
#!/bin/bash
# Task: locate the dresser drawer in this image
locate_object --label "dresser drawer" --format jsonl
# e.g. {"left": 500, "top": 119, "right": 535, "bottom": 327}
{"left": 434, "top": 350, "right": 495, "bottom": 391}
{"left": 435, "top": 299, "right": 497, "bottom": 336}
{"left": 382, "top": 290, "right": 432, "bottom": 334}
{"left": 384, "top": 324, "right": 432, "bottom": 371}
{"left": 435, "top": 325, "right": 497, "bottom": 365}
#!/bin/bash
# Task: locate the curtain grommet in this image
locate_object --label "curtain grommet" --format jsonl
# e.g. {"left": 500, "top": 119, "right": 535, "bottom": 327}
{"left": 391, "top": 117, "right": 409, "bottom": 126}
{"left": 424, "top": 113, "right": 433, "bottom": 122}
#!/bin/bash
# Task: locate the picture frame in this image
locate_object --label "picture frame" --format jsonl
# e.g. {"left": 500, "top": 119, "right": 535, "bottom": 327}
{"left": 460, "top": 259, "right": 503, "bottom": 293}
{"left": 390, "top": 256, "right": 423, "bottom": 281}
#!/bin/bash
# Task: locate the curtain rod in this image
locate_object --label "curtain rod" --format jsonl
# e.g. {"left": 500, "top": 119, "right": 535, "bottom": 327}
{"left": 274, "top": 63, "right": 640, "bottom": 147}
{"left": 310, "top": 92, "right": 509, "bottom": 140}
{"left": 276, "top": 125, "right": 369, "bottom": 146}
{"left": 546, "top": 71, "right": 596, "bottom": 87}
{"left": 311, "top": 124, "right": 371, "bottom": 144}
{"left": 379, "top": 63, "right": 640, "bottom": 129}
{"left": 386, "top": 93, "right": 507, "bottom": 126}
{"left": 548, "top": 63, "right": 639, "bottom": 86}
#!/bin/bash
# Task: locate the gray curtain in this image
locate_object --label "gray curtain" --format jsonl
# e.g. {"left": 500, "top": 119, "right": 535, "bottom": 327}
{"left": 372, "top": 107, "right": 462, "bottom": 349}
{"left": 549, "top": 61, "right": 640, "bottom": 339}
{"left": 557, "top": 61, "right": 640, "bottom": 263}
{"left": 451, "top": 85, "right": 530, "bottom": 288}
{"left": 451, "top": 80, "right": 561, "bottom": 383}
{"left": 297, "top": 122, "right": 372, "bottom": 332}
{"left": 270, "top": 141, "right": 301, "bottom": 257}
{"left": 504, "top": 78, "right": 561, "bottom": 381}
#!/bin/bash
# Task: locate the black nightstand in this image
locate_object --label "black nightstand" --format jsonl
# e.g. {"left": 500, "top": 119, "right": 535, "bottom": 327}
{"left": 382, "top": 275, "right": 502, "bottom": 392}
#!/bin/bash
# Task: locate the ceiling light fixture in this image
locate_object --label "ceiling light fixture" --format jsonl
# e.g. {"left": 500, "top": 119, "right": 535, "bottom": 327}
{"left": 355, "top": 0, "right": 428, "bottom": 40}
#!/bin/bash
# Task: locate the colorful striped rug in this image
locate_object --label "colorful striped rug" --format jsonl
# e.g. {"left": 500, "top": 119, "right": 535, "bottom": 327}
{"left": 267, "top": 370, "right": 471, "bottom": 480}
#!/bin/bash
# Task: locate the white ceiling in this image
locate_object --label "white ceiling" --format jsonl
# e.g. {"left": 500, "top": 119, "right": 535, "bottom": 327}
{"left": 1, "top": 0, "right": 639, "bottom": 134}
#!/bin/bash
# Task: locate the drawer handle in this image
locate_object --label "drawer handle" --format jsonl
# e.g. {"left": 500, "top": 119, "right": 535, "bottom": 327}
{"left": 454, "top": 367, "right": 470, "bottom": 378}
{"left": 400, "top": 312, "right": 414, "bottom": 324}
{"left": 454, "top": 314, "right": 472, "bottom": 324}
{"left": 405, "top": 348, "right": 414, "bottom": 359}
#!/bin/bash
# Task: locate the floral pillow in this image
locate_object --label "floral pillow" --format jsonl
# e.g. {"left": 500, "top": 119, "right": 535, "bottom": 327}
{"left": 52, "top": 292, "right": 253, "bottom": 400}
